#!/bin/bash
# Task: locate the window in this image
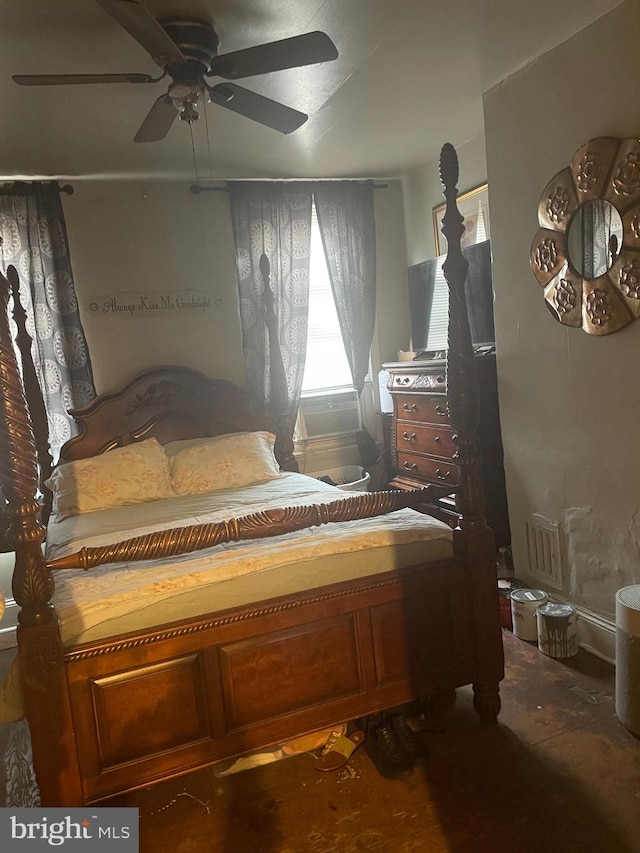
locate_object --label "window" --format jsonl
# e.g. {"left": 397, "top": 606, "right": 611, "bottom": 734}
{"left": 301, "top": 205, "right": 353, "bottom": 395}
{"left": 427, "top": 201, "right": 488, "bottom": 350}
{"left": 296, "top": 205, "right": 363, "bottom": 441}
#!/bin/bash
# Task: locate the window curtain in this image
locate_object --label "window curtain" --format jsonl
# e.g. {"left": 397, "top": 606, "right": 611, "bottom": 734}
{"left": 0, "top": 184, "right": 95, "bottom": 456}
{"left": 228, "top": 183, "right": 313, "bottom": 463}
{"left": 313, "top": 181, "right": 376, "bottom": 395}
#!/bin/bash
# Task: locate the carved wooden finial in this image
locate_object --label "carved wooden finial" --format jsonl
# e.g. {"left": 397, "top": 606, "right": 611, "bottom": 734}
{"left": 438, "top": 143, "right": 486, "bottom": 529}
{"left": 439, "top": 143, "right": 459, "bottom": 193}
{"left": 6, "top": 266, "right": 54, "bottom": 523}
{"left": 0, "top": 267, "right": 53, "bottom": 624}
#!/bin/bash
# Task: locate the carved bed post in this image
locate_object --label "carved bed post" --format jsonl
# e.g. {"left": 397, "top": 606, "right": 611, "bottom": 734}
{"left": 439, "top": 143, "right": 504, "bottom": 722}
{"left": 7, "top": 267, "right": 54, "bottom": 522}
{"left": 0, "top": 268, "right": 52, "bottom": 627}
{"left": 260, "top": 252, "right": 298, "bottom": 471}
{"left": 0, "top": 267, "right": 83, "bottom": 805}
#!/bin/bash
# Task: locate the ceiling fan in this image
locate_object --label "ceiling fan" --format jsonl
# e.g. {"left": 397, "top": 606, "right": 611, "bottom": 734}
{"left": 12, "top": 0, "right": 339, "bottom": 142}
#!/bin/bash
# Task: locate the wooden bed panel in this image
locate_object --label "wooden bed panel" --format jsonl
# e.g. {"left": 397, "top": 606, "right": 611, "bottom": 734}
{"left": 63, "top": 562, "right": 472, "bottom": 802}
{"left": 219, "top": 613, "right": 364, "bottom": 729}
{"left": 60, "top": 367, "right": 264, "bottom": 462}
{"left": 89, "top": 652, "right": 213, "bottom": 767}
{"left": 369, "top": 564, "right": 474, "bottom": 687}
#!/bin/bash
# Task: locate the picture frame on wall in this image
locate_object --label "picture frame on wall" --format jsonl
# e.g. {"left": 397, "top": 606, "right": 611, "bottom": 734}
{"left": 432, "top": 182, "right": 490, "bottom": 256}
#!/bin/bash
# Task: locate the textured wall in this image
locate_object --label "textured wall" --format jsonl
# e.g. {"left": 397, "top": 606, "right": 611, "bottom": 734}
{"left": 483, "top": 0, "right": 640, "bottom": 618}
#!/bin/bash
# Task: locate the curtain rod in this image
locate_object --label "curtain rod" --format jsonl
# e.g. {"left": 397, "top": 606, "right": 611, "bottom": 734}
{"left": 0, "top": 182, "right": 74, "bottom": 197}
{"left": 191, "top": 181, "right": 388, "bottom": 195}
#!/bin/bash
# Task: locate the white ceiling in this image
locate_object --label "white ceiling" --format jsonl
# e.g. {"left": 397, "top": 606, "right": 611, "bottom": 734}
{"left": 0, "top": 0, "right": 624, "bottom": 181}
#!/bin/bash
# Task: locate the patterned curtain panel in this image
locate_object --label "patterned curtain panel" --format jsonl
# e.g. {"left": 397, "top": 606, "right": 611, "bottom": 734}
{"left": 0, "top": 186, "right": 95, "bottom": 455}
{"left": 314, "top": 181, "right": 376, "bottom": 394}
{"left": 228, "top": 183, "right": 312, "bottom": 443}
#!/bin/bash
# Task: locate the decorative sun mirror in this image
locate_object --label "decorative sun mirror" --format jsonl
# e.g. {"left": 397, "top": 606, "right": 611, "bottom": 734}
{"left": 531, "top": 137, "right": 640, "bottom": 335}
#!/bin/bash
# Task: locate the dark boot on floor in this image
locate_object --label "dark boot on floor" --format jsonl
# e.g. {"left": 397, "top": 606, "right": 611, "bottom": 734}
{"left": 364, "top": 715, "right": 413, "bottom": 780}
{"left": 390, "top": 713, "right": 429, "bottom": 766}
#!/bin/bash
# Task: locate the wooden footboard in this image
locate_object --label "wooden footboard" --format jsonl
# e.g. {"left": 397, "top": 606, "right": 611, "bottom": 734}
{"left": 65, "top": 559, "right": 473, "bottom": 802}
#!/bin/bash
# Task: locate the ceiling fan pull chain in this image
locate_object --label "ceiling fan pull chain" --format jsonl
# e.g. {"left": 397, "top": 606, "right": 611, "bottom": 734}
{"left": 189, "top": 122, "right": 199, "bottom": 185}
{"left": 202, "top": 92, "right": 215, "bottom": 183}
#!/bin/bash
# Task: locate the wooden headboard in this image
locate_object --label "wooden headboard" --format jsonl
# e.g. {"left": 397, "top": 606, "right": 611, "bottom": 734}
{"left": 59, "top": 366, "right": 270, "bottom": 462}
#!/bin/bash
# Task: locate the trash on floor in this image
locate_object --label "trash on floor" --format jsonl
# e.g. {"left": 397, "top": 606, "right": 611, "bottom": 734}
{"left": 212, "top": 725, "right": 346, "bottom": 777}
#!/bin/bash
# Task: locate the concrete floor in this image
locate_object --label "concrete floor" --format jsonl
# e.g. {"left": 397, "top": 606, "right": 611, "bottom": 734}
{"left": 1, "top": 630, "right": 638, "bottom": 851}
{"left": 99, "top": 630, "right": 639, "bottom": 852}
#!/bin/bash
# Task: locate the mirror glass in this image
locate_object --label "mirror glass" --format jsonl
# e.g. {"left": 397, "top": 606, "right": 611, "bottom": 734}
{"left": 567, "top": 199, "right": 623, "bottom": 279}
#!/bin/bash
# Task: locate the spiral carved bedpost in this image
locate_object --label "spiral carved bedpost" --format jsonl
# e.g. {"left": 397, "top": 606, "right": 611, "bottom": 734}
{"left": 439, "top": 143, "right": 504, "bottom": 722}
{"left": 0, "top": 267, "right": 83, "bottom": 805}
{"left": 0, "top": 268, "right": 52, "bottom": 624}
{"left": 8, "top": 267, "right": 54, "bottom": 524}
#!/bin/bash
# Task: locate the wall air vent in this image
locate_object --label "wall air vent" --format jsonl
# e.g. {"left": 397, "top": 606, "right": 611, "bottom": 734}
{"left": 525, "top": 514, "right": 563, "bottom": 590}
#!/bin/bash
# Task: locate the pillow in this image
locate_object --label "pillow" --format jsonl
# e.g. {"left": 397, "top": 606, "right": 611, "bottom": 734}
{"left": 46, "top": 437, "right": 175, "bottom": 520}
{"left": 168, "top": 431, "right": 281, "bottom": 496}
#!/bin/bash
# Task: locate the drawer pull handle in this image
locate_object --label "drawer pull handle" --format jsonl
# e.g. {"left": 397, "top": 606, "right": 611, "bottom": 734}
{"left": 434, "top": 435, "right": 441, "bottom": 443}
{"left": 402, "top": 402, "right": 417, "bottom": 412}
{"left": 436, "top": 375, "right": 445, "bottom": 384}
{"left": 396, "top": 376, "right": 411, "bottom": 385}
{"left": 402, "top": 431, "right": 417, "bottom": 442}
{"left": 435, "top": 468, "right": 451, "bottom": 481}
{"left": 403, "top": 461, "right": 418, "bottom": 471}
{"left": 435, "top": 404, "right": 447, "bottom": 416}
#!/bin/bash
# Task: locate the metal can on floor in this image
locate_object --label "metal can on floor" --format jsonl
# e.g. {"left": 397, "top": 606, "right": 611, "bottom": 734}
{"left": 536, "top": 602, "right": 578, "bottom": 658}
{"left": 510, "top": 589, "right": 549, "bottom": 641}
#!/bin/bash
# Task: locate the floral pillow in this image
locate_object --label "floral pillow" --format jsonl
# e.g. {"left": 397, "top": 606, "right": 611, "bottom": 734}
{"left": 46, "top": 437, "right": 175, "bottom": 519}
{"left": 167, "top": 431, "right": 281, "bottom": 496}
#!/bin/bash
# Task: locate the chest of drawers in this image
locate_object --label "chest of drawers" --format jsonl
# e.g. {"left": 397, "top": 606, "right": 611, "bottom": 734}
{"left": 383, "top": 355, "right": 510, "bottom": 548}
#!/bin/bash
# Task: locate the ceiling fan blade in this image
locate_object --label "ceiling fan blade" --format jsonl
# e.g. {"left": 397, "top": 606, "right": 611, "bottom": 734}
{"left": 207, "top": 31, "right": 338, "bottom": 79}
{"left": 134, "top": 93, "right": 178, "bottom": 142}
{"left": 208, "top": 83, "right": 308, "bottom": 134}
{"left": 13, "top": 73, "right": 155, "bottom": 86}
{"left": 96, "top": 0, "right": 185, "bottom": 67}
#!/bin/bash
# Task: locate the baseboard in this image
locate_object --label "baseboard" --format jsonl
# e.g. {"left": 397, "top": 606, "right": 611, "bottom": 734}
{"left": 574, "top": 605, "right": 616, "bottom": 665}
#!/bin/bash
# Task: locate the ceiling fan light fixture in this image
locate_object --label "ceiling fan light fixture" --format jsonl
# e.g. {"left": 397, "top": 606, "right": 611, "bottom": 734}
{"left": 179, "top": 96, "right": 200, "bottom": 125}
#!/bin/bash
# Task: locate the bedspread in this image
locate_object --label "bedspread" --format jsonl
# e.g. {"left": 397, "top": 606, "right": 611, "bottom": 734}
{"left": 47, "top": 473, "right": 453, "bottom": 644}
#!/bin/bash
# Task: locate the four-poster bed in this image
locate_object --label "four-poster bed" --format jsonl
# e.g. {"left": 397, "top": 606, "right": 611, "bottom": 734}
{"left": 0, "top": 143, "right": 504, "bottom": 807}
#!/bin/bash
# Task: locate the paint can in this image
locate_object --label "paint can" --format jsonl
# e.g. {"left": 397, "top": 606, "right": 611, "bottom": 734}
{"left": 510, "top": 588, "right": 549, "bottom": 641}
{"left": 536, "top": 602, "right": 578, "bottom": 658}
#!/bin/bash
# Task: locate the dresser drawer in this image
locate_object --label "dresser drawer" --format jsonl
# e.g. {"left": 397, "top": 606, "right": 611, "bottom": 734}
{"left": 396, "top": 452, "right": 460, "bottom": 486}
{"left": 396, "top": 421, "right": 457, "bottom": 458}
{"left": 390, "top": 371, "right": 446, "bottom": 392}
{"left": 394, "top": 394, "right": 448, "bottom": 424}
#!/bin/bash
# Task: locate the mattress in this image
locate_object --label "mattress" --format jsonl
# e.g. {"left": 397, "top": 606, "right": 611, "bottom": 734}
{"left": 46, "top": 472, "right": 454, "bottom": 645}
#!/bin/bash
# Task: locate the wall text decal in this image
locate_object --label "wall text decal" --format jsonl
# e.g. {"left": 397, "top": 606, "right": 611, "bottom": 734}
{"left": 86, "top": 291, "right": 222, "bottom": 318}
